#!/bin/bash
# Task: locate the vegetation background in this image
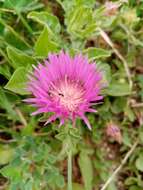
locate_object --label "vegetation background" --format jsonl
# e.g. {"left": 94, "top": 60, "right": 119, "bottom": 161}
{"left": 0, "top": 0, "right": 143, "bottom": 189}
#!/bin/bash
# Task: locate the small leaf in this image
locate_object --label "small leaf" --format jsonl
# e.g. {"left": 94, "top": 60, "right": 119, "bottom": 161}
{"left": 136, "top": 155, "right": 143, "bottom": 172}
{"left": 4, "top": 67, "right": 29, "bottom": 95}
{"left": 7, "top": 46, "right": 36, "bottom": 69}
{"left": 129, "top": 186, "right": 142, "bottom": 190}
{"left": 123, "top": 131, "right": 132, "bottom": 147}
{"left": 97, "top": 62, "right": 111, "bottom": 83}
{"left": 84, "top": 47, "right": 112, "bottom": 60}
{"left": 35, "top": 27, "right": 59, "bottom": 57}
{"left": 0, "top": 87, "right": 17, "bottom": 120}
{"left": 78, "top": 152, "right": 93, "bottom": 190}
{"left": 28, "top": 11, "right": 61, "bottom": 34}
{"left": 106, "top": 82, "right": 131, "bottom": 96}
{"left": 0, "top": 146, "right": 14, "bottom": 164}
{"left": 66, "top": 6, "right": 96, "bottom": 38}
{"left": 1, "top": 166, "right": 21, "bottom": 182}
{"left": 0, "top": 19, "right": 30, "bottom": 50}
{"left": 3, "top": 0, "right": 44, "bottom": 13}
{"left": 55, "top": 174, "right": 65, "bottom": 188}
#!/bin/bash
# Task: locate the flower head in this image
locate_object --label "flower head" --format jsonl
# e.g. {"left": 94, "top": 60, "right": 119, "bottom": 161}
{"left": 25, "top": 52, "right": 103, "bottom": 129}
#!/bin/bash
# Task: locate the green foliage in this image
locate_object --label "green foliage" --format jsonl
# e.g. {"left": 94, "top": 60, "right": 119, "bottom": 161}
{"left": 3, "top": 0, "right": 44, "bottom": 13}
{"left": 1, "top": 136, "right": 65, "bottom": 190}
{"left": 78, "top": 151, "right": 93, "bottom": 190}
{"left": 5, "top": 67, "right": 29, "bottom": 95}
{"left": 7, "top": 46, "right": 36, "bottom": 69}
{"left": 28, "top": 11, "right": 61, "bottom": 34}
{"left": 84, "top": 47, "right": 112, "bottom": 60}
{"left": 35, "top": 27, "right": 59, "bottom": 57}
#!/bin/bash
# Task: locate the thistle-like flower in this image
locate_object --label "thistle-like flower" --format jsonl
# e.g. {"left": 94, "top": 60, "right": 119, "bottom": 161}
{"left": 25, "top": 52, "right": 103, "bottom": 129}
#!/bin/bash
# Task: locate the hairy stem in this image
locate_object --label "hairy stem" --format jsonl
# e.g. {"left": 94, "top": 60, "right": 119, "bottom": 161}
{"left": 101, "top": 139, "right": 139, "bottom": 190}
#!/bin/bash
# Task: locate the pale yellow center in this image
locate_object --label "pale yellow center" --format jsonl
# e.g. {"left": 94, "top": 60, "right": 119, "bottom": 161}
{"left": 49, "top": 77, "right": 85, "bottom": 112}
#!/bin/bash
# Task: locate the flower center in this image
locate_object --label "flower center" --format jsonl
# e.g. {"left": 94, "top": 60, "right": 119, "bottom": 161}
{"left": 49, "top": 76, "right": 85, "bottom": 112}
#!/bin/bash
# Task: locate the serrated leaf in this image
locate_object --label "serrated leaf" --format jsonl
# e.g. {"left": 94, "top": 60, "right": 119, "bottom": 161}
{"left": 35, "top": 27, "right": 59, "bottom": 57}
{"left": 84, "top": 47, "right": 112, "bottom": 60}
{"left": 7, "top": 46, "right": 36, "bottom": 69}
{"left": 78, "top": 152, "right": 93, "bottom": 190}
{"left": 4, "top": 67, "right": 29, "bottom": 95}
{"left": 28, "top": 11, "right": 61, "bottom": 34}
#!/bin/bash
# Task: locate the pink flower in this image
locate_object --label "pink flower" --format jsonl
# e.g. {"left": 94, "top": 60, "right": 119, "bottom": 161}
{"left": 25, "top": 52, "right": 103, "bottom": 129}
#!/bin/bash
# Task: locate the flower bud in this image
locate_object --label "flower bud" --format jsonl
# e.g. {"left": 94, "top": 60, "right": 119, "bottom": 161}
{"left": 106, "top": 122, "right": 122, "bottom": 144}
{"left": 104, "top": 2, "right": 120, "bottom": 16}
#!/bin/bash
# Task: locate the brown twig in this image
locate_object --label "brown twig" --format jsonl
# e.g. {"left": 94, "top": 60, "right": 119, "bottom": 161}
{"left": 100, "top": 139, "right": 139, "bottom": 190}
{"left": 98, "top": 27, "right": 133, "bottom": 89}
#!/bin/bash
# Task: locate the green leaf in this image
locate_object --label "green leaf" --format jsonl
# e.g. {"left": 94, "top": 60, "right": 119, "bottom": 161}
{"left": 106, "top": 82, "right": 131, "bottom": 96}
{"left": 62, "top": 183, "right": 85, "bottom": 190}
{"left": 124, "top": 105, "right": 135, "bottom": 122}
{"left": 97, "top": 62, "right": 111, "bottom": 83}
{"left": 7, "top": 46, "right": 36, "bottom": 69}
{"left": 0, "top": 63, "right": 11, "bottom": 79}
{"left": 35, "top": 27, "right": 59, "bottom": 57}
{"left": 107, "top": 181, "right": 117, "bottom": 190}
{"left": 84, "top": 47, "right": 112, "bottom": 60}
{"left": 66, "top": 6, "right": 96, "bottom": 38}
{"left": 125, "top": 177, "right": 139, "bottom": 186}
{"left": 55, "top": 174, "right": 65, "bottom": 188}
{"left": 3, "top": 0, "right": 43, "bottom": 13}
{"left": 0, "top": 146, "right": 14, "bottom": 164}
{"left": 136, "top": 154, "right": 143, "bottom": 172}
{"left": 0, "top": 18, "right": 30, "bottom": 50}
{"left": 123, "top": 130, "right": 132, "bottom": 147}
{"left": 111, "top": 97, "right": 127, "bottom": 114}
{"left": 4, "top": 67, "right": 29, "bottom": 95}
{"left": 78, "top": 152, "right": 93, "bottom": 190}
{"left": 24, "top": 179, "right": 33, "bottom": 190}
{"left": 0, "top": 87, "right": 17, "bottom": 119}
{"left": 129, "top": 186, "right": 142, "bottom": 190}
{"left": 28, "top": 11, "right": 61, "bottom": 34}
{"left": 1, "top": 166, "right": 21, "bottom": 182}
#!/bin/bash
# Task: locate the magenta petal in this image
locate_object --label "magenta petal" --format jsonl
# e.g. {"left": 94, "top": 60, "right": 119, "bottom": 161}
{"left": 44, "top": 114, "right": 59, "bottom": 126}
{"left": 81, "top": 115, "right": 92, "bottom": 130}
{"left": 58, "top": 118, "right": 65, "bottom": 128}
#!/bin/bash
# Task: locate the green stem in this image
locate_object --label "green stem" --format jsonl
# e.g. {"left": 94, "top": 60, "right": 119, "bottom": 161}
{"left": 17, "top": 12, "right": 33, "bottom": 35}
{"left": 68, "top": 150, "right": 72, "bottom": 190}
